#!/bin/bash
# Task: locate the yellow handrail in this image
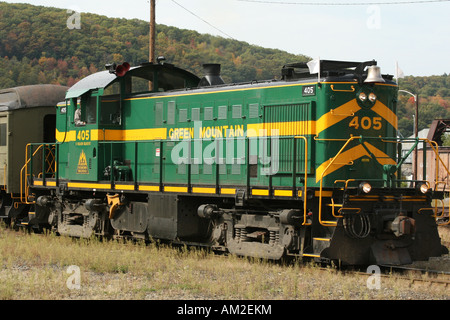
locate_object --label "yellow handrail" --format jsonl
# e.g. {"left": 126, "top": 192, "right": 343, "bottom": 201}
{"left": 294, "top": 136, "right": 311, "bottom": 226}
{"left": 317, "top": 136, "right": 362, "bottom": 226}
{"left": 330, "top": 85, "right": 355, "bottom": 92}
{"left": 1, "top": 165, "right": 6, "bottom": 191}
{"left": 422, "top": 139, "right": 450, "bottom": 226}
{"left": 20, "top": 144, "right": 56, "bottom": 204}
{"left": 318, "top": 137, "right": 449, "bottom": 227}
{"left": 328, "top": 198, "right": 343, "bottom": 218}
{"left": 20, "top": 144, "right": 44, "bottom": 204}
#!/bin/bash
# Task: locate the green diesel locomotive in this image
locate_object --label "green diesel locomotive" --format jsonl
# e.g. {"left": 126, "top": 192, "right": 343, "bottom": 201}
{"left": 10, "top": 59, "right": 448, "bottom": 266}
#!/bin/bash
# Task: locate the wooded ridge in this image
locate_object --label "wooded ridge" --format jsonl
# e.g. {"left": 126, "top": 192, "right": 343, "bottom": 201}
{"left": 0, "top": 2, "right": 448, "bottom": 138}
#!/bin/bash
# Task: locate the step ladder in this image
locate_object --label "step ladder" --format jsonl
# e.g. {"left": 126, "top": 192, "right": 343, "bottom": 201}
{"left": 303, "top": 237, "right": 333, "bottom": 259}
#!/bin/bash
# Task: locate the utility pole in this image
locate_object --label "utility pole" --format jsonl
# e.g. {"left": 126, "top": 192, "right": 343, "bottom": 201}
{"left": 414, "top": 93, "right": 419, "bottom": 181}
{"left": 149, "top": 0, "right": 156, "bottom": 63}
{"left": 399, "top": 89, "right": 419, "bottom": 180}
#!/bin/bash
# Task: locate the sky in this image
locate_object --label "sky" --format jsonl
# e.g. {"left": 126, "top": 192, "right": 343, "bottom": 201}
{"left": 2, "top": 0, "right": 450, "bottom": 77}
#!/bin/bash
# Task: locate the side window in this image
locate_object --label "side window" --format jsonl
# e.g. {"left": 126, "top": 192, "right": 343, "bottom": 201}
{"left": 124, "top": 71, "right": 154, "bottom": 94}
{"left": 131, "top": 76, "right": 153, "bottom": 93}
{"left": 86, "top": 96, "right": 97, "bottom": 124}
{"left": 158, "top": 71, "right": 185, "bottom": 92}
{"left": 100, "top": 96, "right": 121, "bottom": 125}
{"left": 74, "top": 97, "right": 85, "bottom": 127}
{"left": 103, "top": 81, "right": 120, "bottom": 96}
{"left": 0, "top": 123, "right": 6, "bottom": 146}
{"left": 155, "top": 102, "right": 163, "bottom": 125}
{"left": 43, "top": 114, "right": 56, "bottom": 143}
{"left": 77, "top": 94, "right": 97, "bottom": 126}
{"left": 101, "top": 82, "right": 121, "bottom": 126}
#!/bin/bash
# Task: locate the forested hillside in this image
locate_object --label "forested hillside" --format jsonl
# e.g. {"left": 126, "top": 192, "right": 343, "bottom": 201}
{"left": 0, "top": 1, "right": 307, "bottom": 88}
{"left": 0, "top": 2, "right": 448, "bottom": 138}
{"left": 397, "top": 75, "right": 450, "bottom": 137}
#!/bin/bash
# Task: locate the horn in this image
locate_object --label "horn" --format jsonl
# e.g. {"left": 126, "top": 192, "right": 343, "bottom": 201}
{"left": 364, "top": 65, "right": 385, "bottom": 83}
{"left": 115, "top": 64, "right": 126, "bottom": 77}
{"left": 122, "top": 62, "right": 131, "bottom": 72}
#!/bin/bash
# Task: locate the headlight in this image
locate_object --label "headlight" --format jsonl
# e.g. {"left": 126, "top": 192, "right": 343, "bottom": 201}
{"left": 358, "top": 92, "right": 367, "bottom": 102}
{"left": 368, "top": 93, "right": 377, "bottom": 102}
{"left": 359, "top": 181, "right": 372, "bottom": 194}
{"left": 416, "top": 182, "right": 430, "bottom": 194}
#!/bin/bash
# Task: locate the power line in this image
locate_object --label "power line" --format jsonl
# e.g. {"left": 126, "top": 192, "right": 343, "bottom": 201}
{"left": 171, "top": 0, "right": 236, "bottom": 40}
{"left": 237, "top": 0, "right": 450, "bottom": 5}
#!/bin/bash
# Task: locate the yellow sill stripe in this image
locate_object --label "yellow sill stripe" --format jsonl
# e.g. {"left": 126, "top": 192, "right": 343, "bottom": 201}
{"left": 35, "top": 181, "right": 275, "bottom": 198}
{"left": 115, "top": 184, "right": 135, "bottom": 191}
{"left": 274, "top": 189, "right": 293, "bottom": 197}
{"left": 67, "top": 182, "right": 111, "bottom": 189}
{"left": 164, "top": 186, "right": 188, "bottom": 193}
{"left": 221, "top": 188, "right": 236, "bottom": 195}
{"left": 138, "top": 185, "right": 160, "bottom": 192}
{"left": 252, "top": 189, "right": 269, "bottom": 196}
{"left": 315, "top": 190, "right": 333, "bottom": 197}
{"left": 192, "top": 187, "right": 216, "bottom": 194}
{"left": 30, "top": 181, "right": 56, "bottom": 187}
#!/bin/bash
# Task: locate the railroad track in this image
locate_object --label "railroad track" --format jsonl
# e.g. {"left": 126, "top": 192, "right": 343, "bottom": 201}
{"left": 3, "top": 224, "right": 449, "bottom": 291}
{"left": 331, "top": 263, "right": 450, "bottom": 290}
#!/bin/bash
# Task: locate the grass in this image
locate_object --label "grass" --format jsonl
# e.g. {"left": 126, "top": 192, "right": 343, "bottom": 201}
{"left": 0, "top": 227, "right": 449, "bottom": 300}
{"left": 439, "top": 225, "right": 450, "bottom": 245}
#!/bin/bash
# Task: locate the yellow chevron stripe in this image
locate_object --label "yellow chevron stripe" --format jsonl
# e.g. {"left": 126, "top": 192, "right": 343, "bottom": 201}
{"left": 363, "top": 142, "right": 397, "bottom": 166}
{"left": 315, "top": 99, "right": 361, "bottom": 135}
{"left": 315, "top": 142, "right": 395, "bottom": 182}
{"left": 316, "top": 144, "right": 368, "bottom": 183}
{"left": 371, "top": 100, "right": 398, "bottom": 130}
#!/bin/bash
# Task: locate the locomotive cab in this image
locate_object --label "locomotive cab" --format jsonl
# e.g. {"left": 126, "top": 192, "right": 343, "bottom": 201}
{"left": 57, "top": 61, "right": 200, "bottom": 183}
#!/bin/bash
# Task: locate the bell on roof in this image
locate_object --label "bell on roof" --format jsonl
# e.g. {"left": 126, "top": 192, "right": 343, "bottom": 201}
{"left": 364, "top": 65, "right": 385, "bottom": 83}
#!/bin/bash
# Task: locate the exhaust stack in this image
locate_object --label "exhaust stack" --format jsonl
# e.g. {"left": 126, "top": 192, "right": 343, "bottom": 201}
{"left": 198, "top": 64, "right": 225, "bottom": 87}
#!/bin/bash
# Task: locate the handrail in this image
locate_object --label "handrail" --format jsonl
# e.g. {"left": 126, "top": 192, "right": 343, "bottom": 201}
{"left": 318, "top": 136, "right": 362, "bottom": 226}
{"left": 330, "top": 85, "right": 355, "bottom": 93}
{"left": 20, "top": 144, "right": 56, "bottom": 204}
{"left": 20, "top": 144, "right": 44, "bottom": 204}
{"left": 293, "top": 136, "right": 310, "bottom": 226}
{"left": 329, "top": 198, "right": 343, "bottom": 218}
{"left": 423, "top": 139, "right": 450, "bottom": 226}
{"left": 318, "top": 136, "right": 450, "bottom": 226}
{"left": 1, "top": 165, "right": 6, "bottom": 191}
